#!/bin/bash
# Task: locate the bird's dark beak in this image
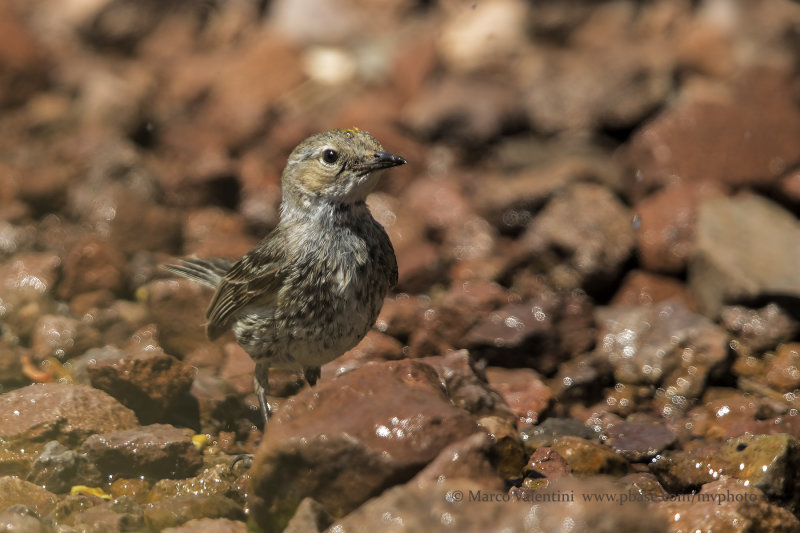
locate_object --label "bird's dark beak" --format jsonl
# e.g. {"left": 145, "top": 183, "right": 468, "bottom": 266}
{"left": 371, "top": 151, "right": 407, "bottom": 170}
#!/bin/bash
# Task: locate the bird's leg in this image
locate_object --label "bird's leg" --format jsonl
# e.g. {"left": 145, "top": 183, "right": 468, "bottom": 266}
{"left": 304, "top": 366, "right": 321, "bottom": 387}
{"left": 254, "top": 361, "right": 270, "bottom": 427}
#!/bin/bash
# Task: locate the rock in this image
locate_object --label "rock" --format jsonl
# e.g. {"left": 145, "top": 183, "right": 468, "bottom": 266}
{"left": 651, "top": 433, "right": 800, "bottom": 505}
{"left": 604, "top": 420, "right": 677, "bottom": 462}
{"left": 690, "top": 194, "right": 800, "bottom": 316}
{"left": 162, "top": 517, "right": 250, "bottom": 533}
{"left": 765, "top": 344, "right": 800, "bottom": 393}
{"left": 596, "top": 300, "right": 729, "bottom": 414}
{"left": 57, "top": 235, "right": 127, "bottom": 299}
{"left": 520, "top": 418, "right": 597, "bottom": 453}
{"left": 484, "top": 366, "right": 552, "bottom": 427}
{"left": 283, "top": 498, "right": 332, "bottom": 533}
{"left": 320, "top": 330, "right": 405, "bottom": 379}
{"left": 476, "top": 415, "right": 527, "bottom": 478}
{"left": 26, "top": 440, "right": 103, "bottom": 493}
{"left": 142, "top": 278, "right": 214, "bottom": 357}
{"left": 148, "top": 463, "right": 244, "bottom": 505}
{"left": 68, "top": 496, "right": 145, "bottom": 532}
{"left": 0, "top": 252, "right": 61, "bottom": 338}
{"left": 0, "top": 505, "right": 54, "bottom": 533}
{"left": 524, "top": 447, "right": 572, "bottom": 480}
{"left": 516, "top": 183, "right": 635, "bottom": 294}
{"left": 634, "top": 180, "right": 724, "bottom": 273}
{"left": 248, "top": 359, "right": 479, "bottom": 531}
{"left": 181, "top": 207, "right": 256, "bottom": 260}
{"left": 87, "top": 349, "right": 195, "bottom": 425}
{"left": 0, "top": 2, "right": 49, "bottom": 108}
{"left": 143, "top": 495, "right": 245, "bottom": 531}
{"left": 80, "top": 423, "right": 203, "bottom": 480}
{"left": 463, "top": 290, "right": 594, "bottom": 374}
{"left": 660, "top": 478, "right": 800, "bottom": 533}
{"left": 551, "top": 436, "right": 629, "bottom": 477}
{"left": 721, "top": 304, "right": 798, "bottom": 355}
{"left": 30, "top": 314, "right": 101, "bottom": 362}
{"left": 411, "top": 433, "right": 505, "bottom": 491}
{"left": 0, "top": 383, "right": 139, "bottom": 448}
{"left": 622, "top": 67, "right": 800, "bottom": 196}
{"left": 611, "top": 269, "right": 697, "bottom": 310}
{"left": 0, "top": 477, "right": 58, "bottom": 518}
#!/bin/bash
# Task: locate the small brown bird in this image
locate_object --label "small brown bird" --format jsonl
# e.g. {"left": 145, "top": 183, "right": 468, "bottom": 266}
{"left": 164, "top": 128, "right": 404, "bottom": 426}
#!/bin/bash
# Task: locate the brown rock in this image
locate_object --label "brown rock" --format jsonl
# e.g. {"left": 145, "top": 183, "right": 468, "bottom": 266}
{"left": 551, "top": 436, "right": 629, "bottom": 477}
{"left": 0, "top": 252, "right": 61, "bottom": 338}
{"left": 283, "top": 498, "right": 332, "bottom": 533}
{"left": 143, "top": 495, "right": 244, "bottom": 531}
{"left": 0, "top": 2, "right": 49, "bottom": 108}
{"left": 516, "top": 183, "right": 635, "bottom": 294}
{"left": 634, "top": 180, "right": 724, "bottom": 273}
{"left": 612, "top": 269, "right": 696, "bottom": 310}
{"left": 248, "top": 359, "right": 479, "bottom": 531}
{"left": 411, "top": 432, "right": 505, "bottom": 491}
{"left": 722, "top": 304, "right": 799, "bottom": 355}
{"left": 0, "top": 505, "right": 54, "bottom": 533}
{"left": 690, "top": 194, "right": 800, "bottom": 316}
{"left": 766, "top": 344, "right": 800, "bottom": 393}
{"left": 143, "top": 278, "right": 214, "bottom": 357}
{"left": 660, "top": 478, "right": 800, "bottom": 533}
{"left": 321, "top": 330, "right": 404, "bottom": 379}
{"left": 57, "top": 235, "right": 127, "bottom": 299}
{"left": 0, "top": 383, "right": 138, "bottom": 448}
{"left": 0, "top": 477, "right": 57, "bottom": 519}
{"left": 87, "top": 349, "right": 196, "bottom": 425}
{"left": 605, "top": 420, "right": 677, "bottom": 462}
{"left": 622, "top": 67, "right": 800, "bottom": 197}
{"left": 485, "top": 366, "right": 552, "bottom": 427}
{"left": 30, "top": 314, "right": 101, "bottom": 362}
{"left": 182, "top": 207, "right": 256, "bottom": 260}
{"left": 161, "top": 517, "right": 249, "bottom": 533}
{"left": 524, "top": 446, "right": 572, "bottom": 480}
{"left": 81, "top": 423, "right": 203, "bottom": 480}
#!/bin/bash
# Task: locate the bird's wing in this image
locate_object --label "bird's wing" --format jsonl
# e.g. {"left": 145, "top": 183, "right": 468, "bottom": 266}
{"left": 205, "top": 243, "right": 284, "bottom": 340}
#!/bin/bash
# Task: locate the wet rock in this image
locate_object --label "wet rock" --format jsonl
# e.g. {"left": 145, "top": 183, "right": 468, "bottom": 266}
{"left": 520, "top": 417, "right": 597, "bottom": 452}
{"left": 0, "top": 252, "right": 61, "bottom": 338}
{"left": 30, "top": 314, "right": 101, "bottom": 362}
{"left": 0, "top": 383, "right": 138, "bottom": 448}
{"left": 57, "top": 235, "right": 127, "bottom": 299}
{"left": 634, "top": 181, "right": 724, "bottom": 274}
{"left": 484, "top": 366, "right": 552, "bottom": 427}
{"left": 524, "top": 446, "right": 572, "bottom": 480}
{"left": 765, "top": 344, "right": 800, "bottom": 393}
{"left": 148, "top": 463, "right": 243, "bottom": 505}
{"left": 623, "top": 67, "right": 800, "bottom": 196}
{"left": 0, "top": 505, "right": 54, "bottom": 533}
{"left": 419, "top": 350, "right": 515, "bottom": 423}
{"left": 690, "top": 194, "right": 800, "bottom": 316}
{"left": 80, "top": 423, "right": 203, "bottom": 480}
{"left": 373, "top": 294, "right": 426, "bottom": 342}
{"left": 27, "top": 440, "right": 103, "bottom": 493}
{"left": 551, "top": 436, "right": 629, "bottom": 477}
{"left": 320, "top": 330, "right": 405, "bottom": 379}
{"left": 550, "top": 352, "right": 614, "bottom": 410}
{"left": 411, "top": 432, "right": 505, "bottom": 491}
{"left": 68, "top": 496, "right": 145, "bottom": 532}
{"left": 597, "top": 300, "right": 729, "bottom": 413}
{"left": 0, "top": 477, "right": 58, "bottom": 518}
{"left": 162, "top": 517, "right": 250, "bottom": 533}
{"left": 463, "top": 290, "right": 594, "bottom": 374}
{"left": 605, "top": 420, "right": 677, "bottom": 462}
{"left": 651, "top": 433, "right": 800, "bottom": 503}
{"left": 143, "top": 494, "right": 245, "bottom": 531}
{"left": 516, "top": 183, "right": 635, "bottom": 294}
{"left": 611, "top": 269, "right": 697, "bottom": 310}
{"left": 248, "top": 359, "right": 479, "bottom": 531}
{"left": 0, "top": 338, "right": 27, "bottom": 390}
{"left": 283, "top": 498, "right": 332, "bottom": 533}
{"left": 87, "top": 348, "right": 195, "bottom": 424}
{"left": 722, "top": 304, "right": 798, "bottom": 355}
{"left": 661, "top": 478, "right": 800, "bottom": 533}
{"left": 617, "top": 472, "right": 667, "bottom": 498}
{"left": 190, "top": 373, "right": 255, "bottom": 437}
{"left": 476, "top": 415, "right": 527, "bottom": 478}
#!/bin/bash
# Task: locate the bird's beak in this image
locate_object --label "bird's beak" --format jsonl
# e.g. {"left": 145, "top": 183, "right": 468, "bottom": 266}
{"left": 370, "top": 151, "right": 407, "bottom": 170}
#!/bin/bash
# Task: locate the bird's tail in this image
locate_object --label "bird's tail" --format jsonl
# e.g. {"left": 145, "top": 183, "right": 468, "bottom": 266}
{"left": 161, "top": 257, "right": 233, "bottom": 289}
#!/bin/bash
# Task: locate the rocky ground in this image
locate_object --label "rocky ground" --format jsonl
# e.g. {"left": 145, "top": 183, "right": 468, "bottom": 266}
{"left": 1, "top": 0, "right": 800, "bottom": 531}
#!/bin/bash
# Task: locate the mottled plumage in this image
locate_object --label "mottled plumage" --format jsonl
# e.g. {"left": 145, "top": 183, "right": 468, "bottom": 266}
{"left": 164, "top": 129, "right": 404, "bottom": 425}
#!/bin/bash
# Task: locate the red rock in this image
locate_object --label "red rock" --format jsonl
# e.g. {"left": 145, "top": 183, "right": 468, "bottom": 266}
{"left": 622, "top": 67, "right": 800, "bottom": 197}
{"left": 612, "top": 269, "right": 696, "bottom": 310}
{"left": 180, "top": 208, "right": 257, "bottom": 263}
{"left": 248, "top": 359, "right": 479, "bottom": 530}
{"left": 525, "top": 447, "right": 572, "bottom": 479}
{"left": 411, "top": 432, "right": 505, "bottom": 491}
{"left": 81, "top": 423, "right": 203, "bottom": 479}
{"left": 143, "top": 278, "right": 215, "bottom": 358}
{"left": 0, "top": 3, "right": 49, "bottom": 107}
{"left": 485, "top": 366, "right": 552, "bottom": 427}
{"left": 30, "top": 314, "right": 101, "bottom": 362}
{"left": 634, "top": 180, "right": 724, "bottom": 273}
{"left": 765, "top": 343, "right": 800, "bottom": 393}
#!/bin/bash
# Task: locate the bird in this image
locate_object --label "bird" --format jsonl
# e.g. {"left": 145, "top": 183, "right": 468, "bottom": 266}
{"left": 163, "top": 128, "right": 404, "bottom": 427}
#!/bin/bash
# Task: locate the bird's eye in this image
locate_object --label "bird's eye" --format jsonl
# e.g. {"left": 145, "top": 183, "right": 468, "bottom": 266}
{"left": 322, "top": 149, "right": 339, "bottom": 164}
